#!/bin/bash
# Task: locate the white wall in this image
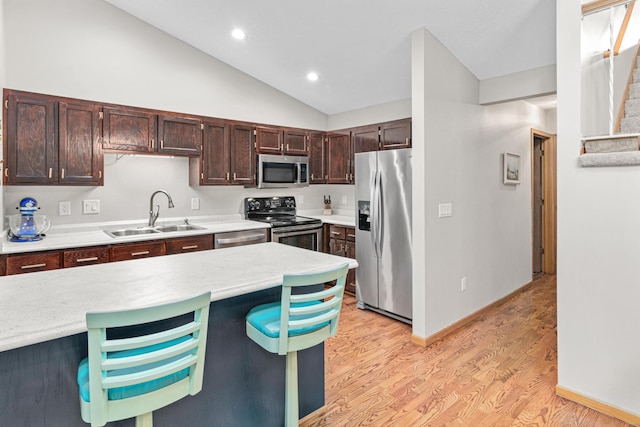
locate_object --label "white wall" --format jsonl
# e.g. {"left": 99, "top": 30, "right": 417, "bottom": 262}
{"left": 0, "top": 0, "right": 6, "bottom": 219}
{"left": 412, "top": 27, "right": 550, "bottom": 337}
{"left": 479, "top": 64, "right": 557, "bottom": 106}
{"left": 328, "top": 98, "right": 412, "bottom": 130}
{"left": 1, "top": 0, "right": 364, "bottom": 224}
{"left": 557, "top": 0, "right": 640, "bottom": 416}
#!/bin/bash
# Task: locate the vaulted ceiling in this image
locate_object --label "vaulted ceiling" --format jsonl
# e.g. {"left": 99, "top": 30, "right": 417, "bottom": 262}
{"left": 103, "top": 0, "right": 557, "bottom": 115}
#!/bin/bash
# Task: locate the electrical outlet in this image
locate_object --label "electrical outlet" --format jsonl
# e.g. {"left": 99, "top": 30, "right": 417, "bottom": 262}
{"left": 82, "top": 200, "right": 100, "bottom": 215}
{"left": 342, "top": 195, "right": 348, "bottom": 205}
{"left": 59, "top": 201, "right": 71, "bottom": 216}
{"left": 191, "top": 198, "right": 200, "bottom": 210}
{"left": 298, "top": 195, "right": 304, "bottom": 205}
{"left": 461, "top": 277, "right": 467, "bottom": 291}
{"left": 439, "top": 203, "right": 453, "bottom": 218}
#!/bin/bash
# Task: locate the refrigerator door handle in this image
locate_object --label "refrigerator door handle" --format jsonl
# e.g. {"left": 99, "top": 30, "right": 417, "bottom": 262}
{"left": 370, "top": 169, "right": 378, "bottom": 257}
{"left": 375, "top": 170, "right": 383, "bottom": 256}
{"left": 372, "top": 170, "right": 382, "bottom": 258}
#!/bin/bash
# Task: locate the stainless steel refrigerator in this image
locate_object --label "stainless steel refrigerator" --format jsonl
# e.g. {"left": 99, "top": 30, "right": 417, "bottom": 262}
{"left": 355, "top": 148, "right": 412, "bottom": 323}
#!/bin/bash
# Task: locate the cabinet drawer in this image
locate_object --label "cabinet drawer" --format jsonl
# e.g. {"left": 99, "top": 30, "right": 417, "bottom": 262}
{"left": 328, "top": 225, "right": 346, "bottom": 240}
{"left": 63, "top": 246, "right": 110, "bottom": 268}
{"left": 345, "top": 227, "right": 356, "bottom": 242}
{"left": 6, "top": 252, "right": 61, "bottom": 275}
{"left": 110, "top": 241, "right": 166, "bottom": 262}
{"left": 165, "top": 235, "right": 214, "bottom": 254}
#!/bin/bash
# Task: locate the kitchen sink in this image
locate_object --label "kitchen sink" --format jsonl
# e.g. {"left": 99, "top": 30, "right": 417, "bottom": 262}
{"left": 104, "top": 228, "right": 160, "bottom": 238}
{"left": 104, "top": 224, "right": 206, "bottom": 238}
{"left": 154, "top": 224, "right": 206, "bottom": 233}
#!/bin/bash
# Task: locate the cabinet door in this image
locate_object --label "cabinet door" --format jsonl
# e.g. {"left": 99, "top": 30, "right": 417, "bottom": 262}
{"left": 110, "top": 241, "right": 166, "bottom": 262}
{"left": 352, "top": 124, "right": 379, "bottom": 153}
{"left": 230, "top": 124, "right": 255, "bottom": 185}
{"left": 6, "top": 252, "right": 61, "bottom": 275}
{"left": 102, "top": 106, "right": 156, "bottom": 153}
{"left": 63, "top": 246, "right": 109, "bottom": 268}
{"left": 255, "top": 126, "right": 283, "bottom": 154}
{"left": 308, "top": 133, "right": 326, "bottom": 184}
{"left": 59, "top": 101, "right": 103, "bottom": 185}
{"left": 4, "top": 92, "right": 57, "bottom": 184}
{"left": 326, "top": 132, "right": 352, "bottom": 184}
{"left": 158, "top": 114, "right": 202, "bottom": 156}
{"left": 283, "top": 129, "right": 308, "bottom": 155}
{"left": 380, "top": 118, "right": 411, "bottom": 150}
{"left": 165, "top": 235, "right": 214, "bottom": 254}
{"left": 344, "top": 241, "right": 356, "bottom": 294}
{"left": 328, "top": 238, "right": 346, "bottom": 258}
{"left": 201, "top": 119, "right": 230, "bottom": 185}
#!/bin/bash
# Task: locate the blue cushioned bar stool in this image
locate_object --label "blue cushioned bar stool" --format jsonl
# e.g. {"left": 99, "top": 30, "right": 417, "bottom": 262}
{"left": 246, "top": 263, "right": 349, "bottom": 427}
{"left": 77, "top": 292, "right": 211, "bottom": 427}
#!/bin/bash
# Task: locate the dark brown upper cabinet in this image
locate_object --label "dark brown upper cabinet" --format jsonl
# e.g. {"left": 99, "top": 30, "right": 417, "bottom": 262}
{"left": 352, "top": 124, "right": 379, "bottom": 153}
{"left": 326, "top": 132, "right": 352, "bottom": 184}
{"left": 308, "top": 132, "right": 327, "bottom": 184}
{"left": 193, "top": 119, "right": 230, "bottom": 185}
{"left": 3, "top": 90, "right": 103, "bottom": 186}
{"left": 157, "top": 114, "right": 202, "bottom": 156}
{"left": 58, "top": 101, "right": 103, "bottom": 185}
{"left": 380, "top": 118, "right": 411, "bottom": 150}
{"left": 255, "top": 126, "right": 283, "bottom": 155}
{"left": 283, "top": 129, "right": 309, "bottom": 156}
{"left": 230, "top": 123, "right": 256, "bottom": 185}
{"left": 101, "top": 106, "right": 156, "bottom": 153}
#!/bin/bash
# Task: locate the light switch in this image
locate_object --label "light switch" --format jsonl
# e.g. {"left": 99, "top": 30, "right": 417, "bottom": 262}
{"left": 438, "top": 203, "right": 453, "bottom": 218}
{"left": 191, "top": 198, "right": 200, "bottom": 210}
{"left": 82, "top": 200, "right": 100, "bottom": 215}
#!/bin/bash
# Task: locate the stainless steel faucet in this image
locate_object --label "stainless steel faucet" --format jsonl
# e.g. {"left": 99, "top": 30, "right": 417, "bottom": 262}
{"left": 148, "top": 190, "right": 175, "bottom": 227}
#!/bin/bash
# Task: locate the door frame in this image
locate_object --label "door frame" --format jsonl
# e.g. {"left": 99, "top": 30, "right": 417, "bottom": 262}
{"left": 530, "top": 129, "right": 557, "bottom": 274}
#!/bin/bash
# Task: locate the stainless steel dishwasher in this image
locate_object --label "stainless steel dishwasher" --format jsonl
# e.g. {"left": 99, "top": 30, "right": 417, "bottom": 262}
{"left": 213, "top": 229, "right": 268, "bottom": 249}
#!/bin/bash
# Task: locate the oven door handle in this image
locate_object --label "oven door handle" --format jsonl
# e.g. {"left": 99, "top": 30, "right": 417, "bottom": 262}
{"left": 271, "top": 223, "right": 323, "bottom": 234}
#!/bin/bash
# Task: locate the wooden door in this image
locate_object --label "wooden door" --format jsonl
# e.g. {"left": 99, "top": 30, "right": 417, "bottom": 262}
{"left": 58, "top": 101, "right": 103, "bottom": 185}
{"left": 158, "top": 114, "right": 202, "bottom": 156}
{"left": 352, "top": 124, "right": 379, "bottom": 153}
{"left": 532, "top": 136, "right": 544, "bottom": 273}
{"left": 4, "top": 92, "right": 58, "bottom": 184}
{"left": 380, "top": 118, "right": 411, "bottom": 150}
{"left": 283, "top": 129, "right": 308, "bottom": 155}
{"left": 201, "top": 120, "right": 230, "bottom": 185}
{"left": 255, "top": 126, "right": 283, "bottom": 154}
{"left": 230, "top": 124, "right": 255, "bottom": 185}
{"left": 308, "top": 133, "right": 326, "bottom": 184}
{"left": 326, "top": 132, "right": 351, "bottom": 184}
{"left": 102, "top": 106, "right": 156, "bottom": 153}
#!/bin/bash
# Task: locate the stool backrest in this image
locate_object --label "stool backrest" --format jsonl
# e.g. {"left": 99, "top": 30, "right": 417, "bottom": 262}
{"left": 85, "top": 292, "right": 211, "bottom": 426}
{"left": 278, "top": 263, "right": 349, "bottom": 355}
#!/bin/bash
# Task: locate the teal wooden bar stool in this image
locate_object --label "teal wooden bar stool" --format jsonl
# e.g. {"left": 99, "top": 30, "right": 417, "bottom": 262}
{"left": 77, "top": 292, "right": 211, "bottom": 427}
{"left": 246, "top": 263, "right": 349, "bottom": 427}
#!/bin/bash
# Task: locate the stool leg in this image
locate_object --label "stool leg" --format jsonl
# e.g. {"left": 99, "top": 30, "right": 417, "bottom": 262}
{"left": 135, "top": 412, "right": 153, "bottom": 427}
{"left": 285, "top": 351, "right": 299, "bottom": 427}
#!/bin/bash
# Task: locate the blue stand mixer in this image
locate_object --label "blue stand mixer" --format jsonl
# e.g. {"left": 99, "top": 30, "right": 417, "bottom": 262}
{"left": 9, "top": 197, "right": 50, "bottom": 242}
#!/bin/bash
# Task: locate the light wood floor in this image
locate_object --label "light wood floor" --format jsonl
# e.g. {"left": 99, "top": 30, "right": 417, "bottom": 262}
{"left": 301, "top": 274, "right": 632, "bottom": 427}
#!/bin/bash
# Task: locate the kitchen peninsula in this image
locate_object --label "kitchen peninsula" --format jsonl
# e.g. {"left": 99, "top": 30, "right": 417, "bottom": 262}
{"left": 0, "top": 242, "right": 357, "bottom": 426}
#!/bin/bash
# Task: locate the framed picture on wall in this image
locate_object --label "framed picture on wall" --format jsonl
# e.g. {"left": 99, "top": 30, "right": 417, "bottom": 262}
{"left": 503, "top": 152, "right": 520, "bottom": 184}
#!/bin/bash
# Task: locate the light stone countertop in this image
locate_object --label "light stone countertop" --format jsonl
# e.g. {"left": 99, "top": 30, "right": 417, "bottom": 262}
{"left": 1, "top": 215, "right": 269, "bottom": 254}
{"left": 0, "top": 242, "right": 358, "bottom": 352}
{"left": 299, "top": 211, "right": 356, "bottom": 227}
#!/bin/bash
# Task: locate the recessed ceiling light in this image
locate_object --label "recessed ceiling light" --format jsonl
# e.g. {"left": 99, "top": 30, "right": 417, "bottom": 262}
{"left": 231, "top": 28, "right": 247, "bottom": 40}
{"left": 306, "top": 72, "right": 319, "bottom": 82}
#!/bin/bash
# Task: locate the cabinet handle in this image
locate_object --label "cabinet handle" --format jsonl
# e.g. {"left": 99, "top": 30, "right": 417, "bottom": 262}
{"left": 76, "top": 257, "right": 98, "bottom": 263}
{"left": 281, "top": 143, "right": 284, "bottom": 150}
{"left": 311, "top": 174, "right": 314, "bottom": 180}
{"left": 345, "top": 174, "right": 349, "bottom": 180}
{"left": 48, "top": 168, "right": 53, "bottom": 179}
{"left": 151, "top": 139, "right": 155, "bottom": 148}
{"left": 226, "top": 172, "right": 230, "bottom": 180}
{"left": 325, "top": 175, "right": 328, "bottom": 180}
{"left": 340, "top": 244, "right": 345, "bottom": 252}
{"left": 406, "top": 137, "right": 409, "bottom": 144}
{"left": 21, "top": 263, "right": 46, "bottom": 270}
{"left": 160, "top": 139, "right": 164, "bottom": 148}
{"left": 61, "top": 168, "right": 65, "bottom": 179}
{"left": 99, "top": 171, "right": 102, "bottom": 179}
{"left": 131, "top": 251, "right": 150, "bottom": 257}
{"left": 331, "top": 231, "right": 341, "bottom": 235}
{"left": 286, "top": 143, "right": 289, "bottom": 151}
{"left": 4, "top": 168, "right": 8, "bottom": 178}
{"left": 350, "top": 173, "right": 353, "bottom": 181}
{"left": 233, "top": 172, "right": 237, "bottom": 181}
{"left": 347, "top": 234, "right": 356, "bottom": 238}
{"left": 181, "top": 245, "right": 198, "bottom": 250}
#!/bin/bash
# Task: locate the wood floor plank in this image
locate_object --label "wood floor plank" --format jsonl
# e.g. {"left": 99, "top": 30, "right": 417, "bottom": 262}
{"left": 300, "top": 274, "right": 633, "bottom": 427}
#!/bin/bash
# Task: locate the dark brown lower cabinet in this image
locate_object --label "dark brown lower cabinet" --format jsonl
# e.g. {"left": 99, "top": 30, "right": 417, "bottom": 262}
{"left": 63, "top": 246, "right": 110, "bottom": 268}
{"left": 6, "top": 251, "right": 61, "bottom": 275}
{"left": 165, "top": 235, "right": 214, "bottom": 254}
{"left": 326, "top": 224, "right": 357, "bottom": 295}
{"left": 110, "top": 241, "right": 166, "bottom": 262}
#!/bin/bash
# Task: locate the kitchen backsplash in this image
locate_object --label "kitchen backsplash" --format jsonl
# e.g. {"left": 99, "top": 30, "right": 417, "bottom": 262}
{"left": 3, "top": 154, "right": 355, "bottom": 227}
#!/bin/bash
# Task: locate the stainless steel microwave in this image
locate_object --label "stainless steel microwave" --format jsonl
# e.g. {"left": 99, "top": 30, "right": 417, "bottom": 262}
{"left": 257, "top": 154, "right": 309, "bottom": 188}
